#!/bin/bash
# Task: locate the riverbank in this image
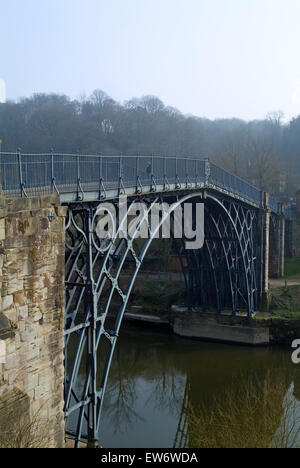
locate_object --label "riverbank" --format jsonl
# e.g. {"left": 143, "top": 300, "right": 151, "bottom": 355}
{"left": 255, "top": 283, "right": 300, "bottom": 345}
{"left": 123, "top": 277, "right": 300, "bottom": 346}
{"left": 124, "top": 307, "right": 300, "bottom": 346}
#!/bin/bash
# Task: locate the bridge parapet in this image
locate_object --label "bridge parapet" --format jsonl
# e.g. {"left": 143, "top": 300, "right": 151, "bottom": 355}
{"left": 0, "top": 152, "right": 280, "bottom": 212}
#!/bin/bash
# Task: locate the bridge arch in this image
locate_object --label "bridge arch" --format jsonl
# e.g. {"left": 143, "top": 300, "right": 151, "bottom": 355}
{"left": 64, "top": 190, "right": 258, "bottom": 447}
{"left": 204, "top": 194, "right": 257, "bottom": 315}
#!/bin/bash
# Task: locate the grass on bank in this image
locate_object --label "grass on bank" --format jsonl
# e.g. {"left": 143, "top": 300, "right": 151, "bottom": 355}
{"left": 265, "top": 285, "right": 300, "bottom": 320}
{"left": 260, "top": 256, "right": 300, "bottom": 319}
{"left": 132, "top": 278, "right": 186, "bottom": 310}
{"left": 284, "top": 257, "right": 300, "bottom": 280}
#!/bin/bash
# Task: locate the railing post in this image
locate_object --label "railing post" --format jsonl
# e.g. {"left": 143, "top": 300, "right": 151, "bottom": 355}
{"left": 50, "top": 148, "right": 59, "bottom": 194}
{"left": 17, "top": 148, "right": 27, "bottom": 198}
{"left": 135, "top": 154, "right": 142, "bottom": 194}
{"left": 151, "top": 155, "right": 154, "bottom": 179}
{"left": 99, "top": 153, "right": 102, "bottom": 183}
{"left": 2, "top": 152, "right": 5, "bottom": 191}
{"left": 18, "top": 148, "right": 22, "bottom": 197}
{"left": 76, "top": 152, "right": 84, "bottom": 201}
{"left": 185, "top": 158, "right": 187, "bottom": 188}
{"left": 98, "top": 153, "right": 102, "bottom": 185}
{"left": 118, "top": 154, "right": 125, "bottom": 196}
{"left": 98, "top": 153, "right": 106, "bottom": 199}
{"left": 185, "top": 158, "right": 191, "bottom": 188}
{"left": 195, "top": 159, "right": 198, "bottom": 187}
{"left": 76, "top": 153, "right": 79, "bottom": 198}
{"left": 44, "top": 153, "right": 47, "bottom": 188}
{"left": 150, "top": 154, "right": 156, "bottom": 191}
{"left": 163, "top": 157, "right": 169, "bottom": 191}
{"left": 51, "top": 149, "right": 54, "bottom": 193}
{"left": 205, "top": 158, "right": 211, "bottom": 186}
{"left": 146, "top": 154, "right": 157, "bottom": 192}
{"left": 175, "top": 157, "right": 181, "bottom": 189}
{"left": 119, "top": 154, "right": 122, "bottom": 180}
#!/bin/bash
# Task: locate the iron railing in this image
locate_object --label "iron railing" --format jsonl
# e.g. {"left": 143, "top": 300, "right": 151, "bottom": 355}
{"left": 0, "top": 151, "right": 279, "bottom": 212}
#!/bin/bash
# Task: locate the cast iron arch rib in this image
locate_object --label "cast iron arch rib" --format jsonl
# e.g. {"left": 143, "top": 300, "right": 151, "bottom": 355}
{"left": 64, "top": 192, "right": 258, "bottom": 447}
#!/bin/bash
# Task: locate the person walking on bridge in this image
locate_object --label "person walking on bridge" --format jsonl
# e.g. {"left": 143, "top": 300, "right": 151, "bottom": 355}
{"left": 146, "top": 161, "right": 152, "bottom": 182}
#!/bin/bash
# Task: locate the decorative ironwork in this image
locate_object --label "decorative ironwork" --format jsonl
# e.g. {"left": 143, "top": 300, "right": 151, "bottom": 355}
{"left": 173, "top": 195, "right": 258, "bottom": 316}
{"left": 64, "top": 189, "right": 261, "bottom": 447}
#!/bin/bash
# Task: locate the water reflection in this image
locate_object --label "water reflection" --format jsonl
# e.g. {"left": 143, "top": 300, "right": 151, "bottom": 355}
{"left": 273, "top": 383, "right": 300, "bottom": 449}
{"left": 73, "top": 324, "right": 300, "bottom": 448}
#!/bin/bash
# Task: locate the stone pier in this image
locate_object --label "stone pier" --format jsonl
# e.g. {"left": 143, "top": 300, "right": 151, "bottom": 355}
{"left": 0, "top": 195, "right": 66, "bottom": 448}
{"left": 260, "top": 194, "right": 287, "bottom": 310}
{"left": 173, "top": 311, "right": 270, "bottom": 346}
{"left": 259, "top": 192, "right": 271, "bottom": 309}
{"left": 269, "top": 204, "right": 286, "bottom": 279}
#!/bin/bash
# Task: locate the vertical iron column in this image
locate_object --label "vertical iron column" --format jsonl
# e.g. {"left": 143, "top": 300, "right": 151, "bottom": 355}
{"left": 86, "top": 207, "right": 99, "bottom": 448}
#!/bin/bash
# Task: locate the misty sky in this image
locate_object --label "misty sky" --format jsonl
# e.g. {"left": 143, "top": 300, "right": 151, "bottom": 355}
{"left": 1, "top": 0, "right": 300, "bottom": 121}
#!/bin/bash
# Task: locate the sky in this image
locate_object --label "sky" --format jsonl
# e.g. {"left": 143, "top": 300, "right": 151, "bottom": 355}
{"left": 1, "top": 0, "right": 300, "bottom": 121}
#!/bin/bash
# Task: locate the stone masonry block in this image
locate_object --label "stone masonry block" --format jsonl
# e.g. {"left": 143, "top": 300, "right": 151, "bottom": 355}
{"left": 2, "top": 295, "right": 13, "bottom": 311}
{"left": 39, "top": 194, "right": 60, "bottom": 208}
{"left": 18, "top": 306, "right": 29, "bottom": 320}
{"left": 0, "top": 218, "right": 5, "bottom": 241}
{"left": 19, "top": 323, "right": 38, "bottom": 343}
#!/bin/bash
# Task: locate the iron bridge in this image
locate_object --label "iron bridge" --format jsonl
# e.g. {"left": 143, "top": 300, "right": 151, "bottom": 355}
{"left": 0, "top": 152, "right": 283, "bottom": 447}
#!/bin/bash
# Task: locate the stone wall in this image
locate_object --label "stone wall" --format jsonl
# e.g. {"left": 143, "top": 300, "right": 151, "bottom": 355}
{"left": 0, "top": 195, "right": 66, "bottom": 448}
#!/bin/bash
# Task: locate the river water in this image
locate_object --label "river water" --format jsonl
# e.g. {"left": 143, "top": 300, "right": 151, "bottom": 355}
{"left": 91, "top": 323, "right": 300, "bottom": 448}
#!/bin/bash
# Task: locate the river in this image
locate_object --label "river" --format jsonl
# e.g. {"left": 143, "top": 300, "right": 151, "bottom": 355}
{"left": 71, "top": 323, "right": 300, "bottom": 448}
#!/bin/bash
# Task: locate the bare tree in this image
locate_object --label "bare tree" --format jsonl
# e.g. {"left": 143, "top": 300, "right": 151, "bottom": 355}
{"left": 247, "top": 127, "right": 281, "bottom": 192}
{"left": 220, "top": 128, "right": 247, "bottom": 177}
